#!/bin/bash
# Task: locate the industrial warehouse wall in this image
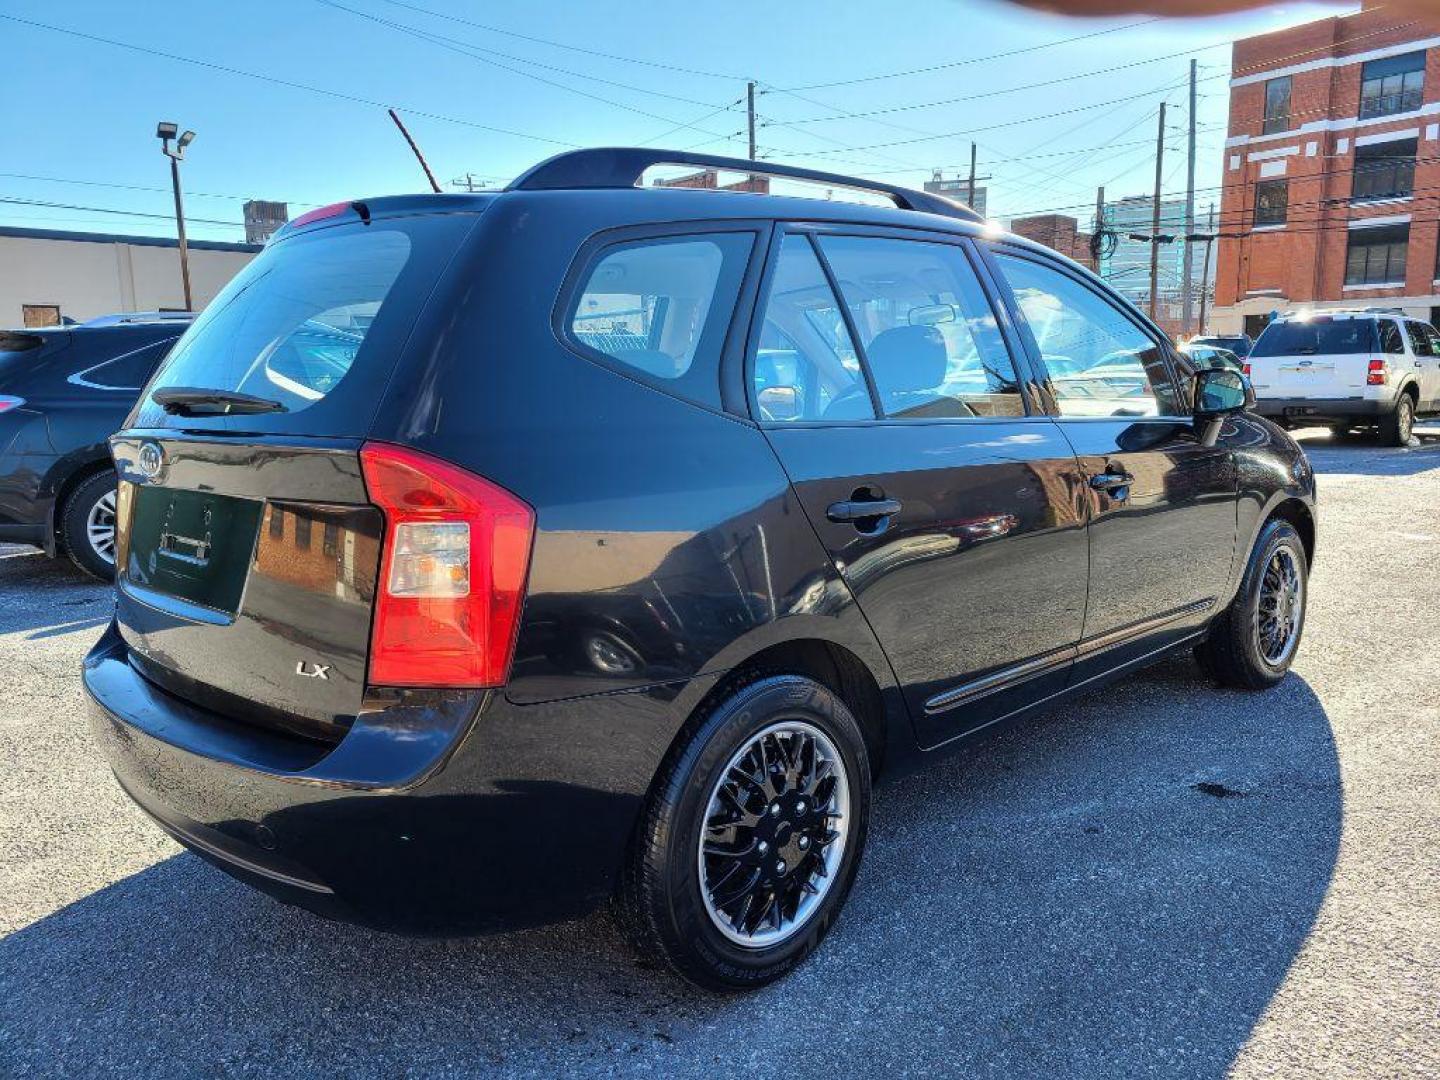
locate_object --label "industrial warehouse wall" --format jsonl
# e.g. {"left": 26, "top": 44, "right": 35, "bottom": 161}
{"left": 0, "top": 231, "right": 259, "bottom": 326}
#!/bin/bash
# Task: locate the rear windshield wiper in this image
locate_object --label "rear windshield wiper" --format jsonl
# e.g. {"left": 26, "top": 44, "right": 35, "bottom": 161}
{"left": 151, "top": 387, "right": 287, "bottom": 416}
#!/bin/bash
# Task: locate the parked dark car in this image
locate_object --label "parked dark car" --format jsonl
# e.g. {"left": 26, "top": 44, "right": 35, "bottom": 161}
{"left": 0, "top": 314, "right": 191, "bottom": 577}
{"left": 1189, "top": 333, "right": 1253, "bottom": 359}
{"left": 84, "top": 150, "right": 1316, "bottom": 990}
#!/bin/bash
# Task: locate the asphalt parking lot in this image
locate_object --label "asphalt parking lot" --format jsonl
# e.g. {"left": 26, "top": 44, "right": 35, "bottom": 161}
{"left": 2, "top": 427, "right": 1438, "bottom": 1078}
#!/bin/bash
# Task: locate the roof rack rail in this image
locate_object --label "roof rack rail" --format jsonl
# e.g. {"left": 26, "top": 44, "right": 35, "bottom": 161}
{"left": 506, "top": 148, "right": 983, "bottom": 223}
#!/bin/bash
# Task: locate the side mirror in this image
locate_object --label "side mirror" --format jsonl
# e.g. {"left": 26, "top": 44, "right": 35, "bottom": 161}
{"left": 757, "top": 385, "right": 800, "bottom": 421}
{"left": 1193, "top": 367, "right": 1255, "bottom": 418}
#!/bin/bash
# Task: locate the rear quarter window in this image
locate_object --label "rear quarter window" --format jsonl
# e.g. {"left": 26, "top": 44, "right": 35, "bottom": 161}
{"left": 561, "top": 230, "right": 755, "bottom": 410}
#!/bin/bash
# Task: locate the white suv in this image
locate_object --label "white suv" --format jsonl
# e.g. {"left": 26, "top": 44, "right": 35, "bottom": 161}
{"left": 1248, "top": 310, "right": 1440, "bottom": 445}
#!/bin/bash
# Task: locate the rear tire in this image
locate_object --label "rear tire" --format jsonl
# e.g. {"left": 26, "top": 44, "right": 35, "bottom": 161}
{"left": 620, "top": 674, "right": 871, "bottom": 991}
{"left": 60, "top": 470, "right": 119, "bottom": 581}
{"left": 1195, "top": 518, "right": 1308, "bottom": 690}
{"left": 1379, "top": 394, "right": 1414, "bottom": 447}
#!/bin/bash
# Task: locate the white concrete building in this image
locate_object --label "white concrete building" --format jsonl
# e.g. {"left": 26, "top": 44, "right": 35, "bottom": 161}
{"left": 0, "top": 226, "right": 260, "bottom": 328}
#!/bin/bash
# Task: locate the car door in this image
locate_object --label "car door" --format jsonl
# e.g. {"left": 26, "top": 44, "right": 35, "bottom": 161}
{"left": 1407, "top": 321, "right": 1440, "bottom": 411}
{"left": 982, "top": 245, "right": 1238, "bottom": 682}
{"left": 751, "top": 226, "right": 1090, "bottom": 748}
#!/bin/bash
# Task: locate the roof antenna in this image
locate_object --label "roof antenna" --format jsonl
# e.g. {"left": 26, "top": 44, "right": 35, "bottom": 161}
{"left": 387, "top": 108, "right": 441, "bottom": 194}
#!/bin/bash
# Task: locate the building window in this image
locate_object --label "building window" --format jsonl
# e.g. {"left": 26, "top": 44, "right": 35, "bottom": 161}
{"left": 1262, "top": 76, "right": 1292, "bottom": 134}
{"left": 1352, "top": 138, "right": 1417, "bottom": 202}
{"left": 22, "top": 304, "right": 61, "bottom": 327}
{"left": 294, "top": 514, "right": 312, "bottom": 551}
{"left": 1345, "top": 224, "right": 1409, "bottom": 286}
{"left": 1254, "top": 180, "right": 1288, "bottom": 226}
{"left": 322, "top": 522, "right": 339, "bottom": 557}
{"left": 1359, "top": 51, "right": 1425, "bottom": 119}
{"left": 268, "top": 508, "right": 285, "bottom": 540}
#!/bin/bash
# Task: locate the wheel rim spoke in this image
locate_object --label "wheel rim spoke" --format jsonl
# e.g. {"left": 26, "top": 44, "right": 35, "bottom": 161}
{"left": 85, "top": 490, "right": 118, "bottom": 565}
{"left": 698, "top": 718, "right": 851, "bottom": 949}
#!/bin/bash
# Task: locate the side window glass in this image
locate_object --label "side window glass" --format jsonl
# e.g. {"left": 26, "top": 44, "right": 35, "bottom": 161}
{"left": 1424, "top": 325, "right": 1440, "bottom": 355}
{"left": 1404, "top": 321, "right": 1431, "bottom": 356}
{"left": 994, "top": 253, "right": 1181, "bottom": 417}
{"left": 752, "top": 235, "right": 871, "bottom": 422}
{"left": 817, "top": 235, "right": 1023, "bottom": 419}
{"left": 1380, "top": 320, "right": 1406, "bottom": 354}
{"left": 70, "top": 338, "right": 177, "bottom": 391}
{"left": 568, "top": 232, "right": 754, "bottom": 410}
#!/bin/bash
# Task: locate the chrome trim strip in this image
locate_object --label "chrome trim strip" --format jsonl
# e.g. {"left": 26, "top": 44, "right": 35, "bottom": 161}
{"left": 925, "top": 645, "right": 1076, "bottom": 715}
{"left": 1075, "top": 598, "right": 1216, "bottom": 660}
{"left": 923, "top": 598, "right": 1216, "bottom": 716}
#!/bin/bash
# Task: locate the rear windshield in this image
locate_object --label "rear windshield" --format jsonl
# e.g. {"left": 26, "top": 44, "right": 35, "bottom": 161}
{"left": 132, "top": 214, "right": 473, "bottom": 435}
{"left": 1251, "top": 319, "right": 1378, "bottom": 357}
{"left": 1194, "top": 336, "right": 1249, "bottom": 355}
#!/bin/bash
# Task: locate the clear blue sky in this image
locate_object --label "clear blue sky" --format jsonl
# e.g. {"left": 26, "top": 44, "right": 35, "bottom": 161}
{"left": 0, "top": 0, "right": 1349, "bottom": 242}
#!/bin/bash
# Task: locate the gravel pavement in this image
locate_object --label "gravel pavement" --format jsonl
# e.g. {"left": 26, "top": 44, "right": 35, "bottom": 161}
{"left": 2, "top": 427, "right": 1437, "bottom": 1078}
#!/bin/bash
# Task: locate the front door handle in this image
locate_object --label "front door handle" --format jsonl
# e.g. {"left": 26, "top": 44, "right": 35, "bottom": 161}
{"left": 827, "top": 497, "right": 902, "bottom": 523}
{"left": 1088, "top": 471, "right": 1134, "bottom": 493}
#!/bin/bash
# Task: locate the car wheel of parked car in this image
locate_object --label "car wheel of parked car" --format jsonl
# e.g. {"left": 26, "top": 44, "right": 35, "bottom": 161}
{"left": 1380, "top": 395, "right": 1414, "bottom": 447}
{"left": 620, "top": 674, "right": 871, "bottom": 991}
{"left": 61, "top": 471, "right": 119, "bottom": 580}
{"left": 1195, "top": 518, "right": 1308, "bottom": 690}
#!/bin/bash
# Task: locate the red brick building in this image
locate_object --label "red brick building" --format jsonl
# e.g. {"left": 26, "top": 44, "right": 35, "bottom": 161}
{"left": 1008, "top": 213, "right": 1097, "bottom": 272}
{"left": 1213, "top": 2, "right": 1440, "bottom": 337}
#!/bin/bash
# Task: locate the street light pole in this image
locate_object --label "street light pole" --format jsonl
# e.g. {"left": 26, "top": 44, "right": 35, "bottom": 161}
{"left": 157, "top": 122, "right": 196, "bottom": 312}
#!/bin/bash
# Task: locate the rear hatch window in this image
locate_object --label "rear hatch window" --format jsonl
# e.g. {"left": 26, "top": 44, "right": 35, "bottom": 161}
{"left": 1251, "top": 319, "right": 1377, "bottom": 357}
{"left": 131, "top": 213, "right": 473, "bottom": 436}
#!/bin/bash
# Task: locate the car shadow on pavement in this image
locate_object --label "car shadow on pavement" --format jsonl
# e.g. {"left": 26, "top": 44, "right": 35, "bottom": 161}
{"left": 0, "top": 545, "right": 112, "bottom": 639}
{"left": 1, "top": 658, "right": 1341, "bottom": 1077}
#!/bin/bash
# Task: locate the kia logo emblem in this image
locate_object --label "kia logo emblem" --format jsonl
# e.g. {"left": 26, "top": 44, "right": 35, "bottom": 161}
{"left": 137, "top": 443, "right": 164, "bottom": 481}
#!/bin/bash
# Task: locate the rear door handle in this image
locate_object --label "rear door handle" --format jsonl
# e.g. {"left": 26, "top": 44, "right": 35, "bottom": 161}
{"left": 826, "top": 498, "right": 902, "bottom": 523}
{"left": 1088, "top": 472, "right": 1134, "bottom": 492}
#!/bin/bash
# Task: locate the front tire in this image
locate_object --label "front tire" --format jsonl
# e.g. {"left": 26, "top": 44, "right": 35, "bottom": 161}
{"left": 60, "top": 471, "right": 119, "bottom": 580}
{"left": 1379, "top": 394, "right": 1414, "bottom": 447}
{"left": 620, "top": 674, "right": 871, "bottom": 991}
{"left": 1195, "top": 518, "right": 1308, "bottom": 690}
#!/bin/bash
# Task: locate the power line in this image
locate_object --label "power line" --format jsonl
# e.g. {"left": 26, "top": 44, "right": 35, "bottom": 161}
{"left": 0, "top": 12, "right": 582, "bottom": 149}
{"left": 313, "top": 0, "right": 740, "bottom": 140}
{"left": 0, "top": 171, "right": 327, "bottom": 208}
{"left": 373, "top": 0, "right": 750, "bottom": 81}
{"left": 0, "top": 196, "right": 237, "bottom": 228}
{"left": 772, "top": 18, "right": 1164, "bottom": 92}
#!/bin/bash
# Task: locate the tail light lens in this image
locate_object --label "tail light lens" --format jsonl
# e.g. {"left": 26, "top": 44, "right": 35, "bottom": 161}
{"left": 0, "top": 395, "right": 25, "bottom": 413}
{"left": 1367, "top": 358, "right": 1387, "bottom": 385}
{"left": 360, "top": 443, "right": 534, "bottom": 688}
{"left": 1241, "top": 363, "right": 1251, "bottom": 377}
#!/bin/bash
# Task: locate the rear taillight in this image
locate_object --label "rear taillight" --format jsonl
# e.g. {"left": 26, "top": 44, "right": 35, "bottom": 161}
{"left": 1367, "top": 358, "right": 1387, "bottom": 385}
{"left": 1241, "top": 363, "right": 1251, "bottom": 377}
{"left": 0, "top": 395, "right": 25, "bottom": 413}
{"left": 360, "top": 443, "right": 534, "bottom": 688}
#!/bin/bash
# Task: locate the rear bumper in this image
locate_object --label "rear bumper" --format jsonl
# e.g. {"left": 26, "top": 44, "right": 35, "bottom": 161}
{"left": 84, "top": 621, "right": 683, "bottom": 933}
{"left": 1253, "top": 396, "right": 1389, "bottom": 422}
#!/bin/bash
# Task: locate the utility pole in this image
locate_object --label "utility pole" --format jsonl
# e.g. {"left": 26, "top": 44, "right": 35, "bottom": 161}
{"left": 1198, "top": 203, "right": 1216, "bottom": 336}
{"left": 747, "top": 82, "right": 757, "bottom": 161}
{"left": 453, "top": 172, "right": 483, "bottom": 192}
{"left": 1150, "top": 101, "right": 1167, "bottom": 322}
{"left": 156, "top": 122, "right": 196, "bottom": 312}
{"left": 967, "top": 142, "right": 978, "bottom": 209}
{"left": 1094, "top": 185, "right": 1106, "bottom": 272}
{"left": 1181, "top": 59, "right": 1198, "bottom": 335}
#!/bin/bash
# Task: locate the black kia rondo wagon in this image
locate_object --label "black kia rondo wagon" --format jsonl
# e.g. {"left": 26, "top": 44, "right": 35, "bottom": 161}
{"left": 85, "top": 149, "right": 1316, "bottom": 990}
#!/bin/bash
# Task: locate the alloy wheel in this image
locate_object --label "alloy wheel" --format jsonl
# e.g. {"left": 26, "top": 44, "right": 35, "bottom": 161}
{"left": 698, "top": 720, "right": 850, "bottom": 948}
{"left": 1254, "top": 546, "right": 1303, "bottom": 666}
{"left": 86, "top": 489, "right": 118, "bottom": 566}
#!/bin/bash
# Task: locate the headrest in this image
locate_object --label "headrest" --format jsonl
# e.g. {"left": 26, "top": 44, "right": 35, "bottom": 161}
{"left": 867, "top": 325, "right": 948, "bottom": 396}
